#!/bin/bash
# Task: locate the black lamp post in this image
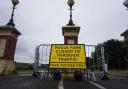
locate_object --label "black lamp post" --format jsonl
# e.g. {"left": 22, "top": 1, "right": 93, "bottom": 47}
{"left": 7, "top": 0, "right": 19, "bottom": 26}
{"left": 124, "top": 0, "right": 128, "bottom": 8}
{"left": 67, "top": 0, "right": 75, "bottom": 25}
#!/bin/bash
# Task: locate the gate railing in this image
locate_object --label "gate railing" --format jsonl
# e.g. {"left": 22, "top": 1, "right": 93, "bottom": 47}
{"left": 33, "top": 44, "right": 97, "bottom": 73}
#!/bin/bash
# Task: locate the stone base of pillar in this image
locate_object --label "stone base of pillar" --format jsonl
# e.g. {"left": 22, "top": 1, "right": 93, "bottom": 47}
{"left": 0, "top": 60, "right": 16, "bottom": 75}
{"left": 62, "top": 73, "right": 74, "bottom": 78}
{"left": 61, "top": 69, "right": 74, "bottom": 78}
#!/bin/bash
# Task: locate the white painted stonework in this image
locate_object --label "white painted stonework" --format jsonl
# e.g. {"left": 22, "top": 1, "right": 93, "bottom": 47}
{"left": 0, "top": 60, "right": 15, "bottom": 75}
{"left": 0, "top": 32, "right": 17, "bottom": 39}
{"left": 64, "top": 32, "right": 78, "bottom": 36}
{"left": 0, "top": 39, "right": 6, "bottom": 57}
{"left": 0, "top": 60, "right": 6, "bottom": 74}
{"left": 67, "top": 39, "right": 75, "bottom": 44}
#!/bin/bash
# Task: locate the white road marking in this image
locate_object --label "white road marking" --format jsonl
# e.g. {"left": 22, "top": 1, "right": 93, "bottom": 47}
{"left": 89, "top": 81, "right": 106, "bottom": 89}
{"left": 58, "top": 79, "right": 64, "bottom": 89}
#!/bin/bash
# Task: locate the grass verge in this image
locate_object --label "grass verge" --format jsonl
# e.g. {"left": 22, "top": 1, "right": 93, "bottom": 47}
{"left": 109, "top": 69, "right": 128, "bottom": 78}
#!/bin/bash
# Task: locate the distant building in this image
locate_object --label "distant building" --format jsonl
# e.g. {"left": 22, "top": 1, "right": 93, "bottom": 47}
{"left": 121, "top": 29, "right": 128, "bottom": 44}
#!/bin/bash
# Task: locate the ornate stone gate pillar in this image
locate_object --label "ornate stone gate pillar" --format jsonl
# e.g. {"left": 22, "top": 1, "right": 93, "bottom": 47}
{"left": 62, "top": 0, "right": 80, "bottom": 47}
{"left": 0, "top": 25, "right": 21, "bottom": 75}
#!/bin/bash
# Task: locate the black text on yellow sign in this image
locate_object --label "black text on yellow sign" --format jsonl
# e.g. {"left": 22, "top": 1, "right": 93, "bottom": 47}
{"left": 50, "top": 44, "right": 86, "bottom": 63}
{"left": 49, "top": 63, "right": 86, "bottom": 69}
{"left": 49, "top": 44, "right": 86, "bottom": 68}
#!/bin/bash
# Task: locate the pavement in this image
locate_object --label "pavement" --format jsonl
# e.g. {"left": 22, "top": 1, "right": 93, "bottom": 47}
{"left": 0, "top": 74, "right": 128, "bottom": 89}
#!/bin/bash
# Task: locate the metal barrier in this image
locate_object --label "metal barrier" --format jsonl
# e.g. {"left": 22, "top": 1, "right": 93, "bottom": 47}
{"left": 32, "top": 44, "right": 97, "bottom": 79}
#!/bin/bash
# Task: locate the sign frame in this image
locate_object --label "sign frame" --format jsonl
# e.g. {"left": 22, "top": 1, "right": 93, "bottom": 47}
{"left": 49, "top": 44, "right": 86, "bottom": 69}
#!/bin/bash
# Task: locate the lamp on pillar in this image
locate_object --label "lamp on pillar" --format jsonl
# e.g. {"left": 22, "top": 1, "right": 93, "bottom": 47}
{"left": 124, "top": 0, "right": 128, "bottom": 8}
{"left": 0, "top": 0, "right": 21, "bottom": 75}
{"left": 67, "top": 0, "right": 75, "bottom": 25}
{"left": 7, "top": 0, "right": 19, "bottom": 26}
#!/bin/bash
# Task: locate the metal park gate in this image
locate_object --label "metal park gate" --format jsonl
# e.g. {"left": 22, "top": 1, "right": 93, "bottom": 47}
{"left": 33, "top": 44, "right": 97, "bottom": 79}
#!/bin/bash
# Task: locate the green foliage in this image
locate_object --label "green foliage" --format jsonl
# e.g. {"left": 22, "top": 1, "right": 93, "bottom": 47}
{"left": 91, "top": 44, "right": 103, "bottom": 70}
{"left": 86, "top": 57, "right": 100, "bottom": 71}
{"left": 86, "top": 57, "right": 92, "bottom": 68}
{"left": 91, "top": 39, "right": 128, "bottom": 70}
{"left": 15, "top": 62, "right": 33, "bottom": 70}
{"left": 104, "top": 39, "right": 127, "bottom": 69}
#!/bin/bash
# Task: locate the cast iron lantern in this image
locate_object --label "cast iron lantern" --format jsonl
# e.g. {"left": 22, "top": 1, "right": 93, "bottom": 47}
{"left": 7, "top": 0, "right": 19, "bottom": 26}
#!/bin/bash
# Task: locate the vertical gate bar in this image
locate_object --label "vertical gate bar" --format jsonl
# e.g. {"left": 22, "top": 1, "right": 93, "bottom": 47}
{"left": 96, "top": 48, "right": 99, "bottom": 71}
{"left": 88, "top": 46, "right": 90, "bottom": 70}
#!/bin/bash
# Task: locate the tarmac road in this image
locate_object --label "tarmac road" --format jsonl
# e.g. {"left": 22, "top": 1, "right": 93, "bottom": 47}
{"left": 0, "top": 75, "right": 59, "bottom": 89}
{"left": 96, "top": 77, "right": 128, "bottom": 89}
{"left": 0, "top": 74, "right": 128, "bottom": 89}
{"left": 62, "top": 77, "right": 100, "bottom": 89}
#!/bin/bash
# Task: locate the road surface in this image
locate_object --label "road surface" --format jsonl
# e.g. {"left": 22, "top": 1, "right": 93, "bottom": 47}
{"left": 0, "top": 74, "right": 128, "bottom": 89}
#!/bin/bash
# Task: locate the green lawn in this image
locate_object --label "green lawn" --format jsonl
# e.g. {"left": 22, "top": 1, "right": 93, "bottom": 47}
{"left": 109, "top": 69, "right": 128, "bottom": 78}
{"left": 16, "top": 70, "right": 33, "bottom": 74}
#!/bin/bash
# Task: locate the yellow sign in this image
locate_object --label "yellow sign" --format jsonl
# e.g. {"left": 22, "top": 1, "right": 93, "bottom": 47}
{"left": 50, "top": 63, "right": 85, "bottom": 69}
{"left": 49, "top": 44, "right": 86, "bottom": 68}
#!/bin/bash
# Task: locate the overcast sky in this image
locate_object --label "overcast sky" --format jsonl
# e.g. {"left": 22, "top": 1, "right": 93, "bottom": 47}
{"left": 0, "top": 0, "right": 128, "bottom": 63}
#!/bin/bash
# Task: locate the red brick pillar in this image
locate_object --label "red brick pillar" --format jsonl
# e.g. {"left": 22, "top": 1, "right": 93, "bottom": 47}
{"left": 0, "top": 25, "right": 21, "bottom": 75}
{"left": 62, "top": 25, "right": 80, "bottom": 44}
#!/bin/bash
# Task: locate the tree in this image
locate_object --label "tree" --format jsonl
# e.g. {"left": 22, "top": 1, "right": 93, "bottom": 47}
{"left": 104, "top": 39, "right": 127, "bottom": 69}
{"left": 91, "top": 39, "right": 128, "bottom": 70}
{"left": 91, "top": 44, "right": 103, "bottom": 70}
